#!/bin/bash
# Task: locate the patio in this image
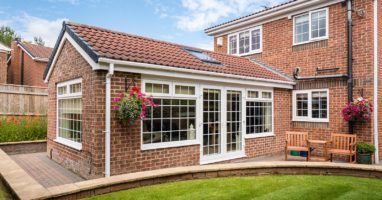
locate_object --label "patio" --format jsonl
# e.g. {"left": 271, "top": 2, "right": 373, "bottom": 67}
{"left": 10, "top": 152, "right": 84, "bottom": 188}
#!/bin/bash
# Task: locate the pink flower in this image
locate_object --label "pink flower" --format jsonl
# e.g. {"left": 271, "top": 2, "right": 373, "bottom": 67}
{"left": 112, "top": 106, "right": 120, "bottom": 111}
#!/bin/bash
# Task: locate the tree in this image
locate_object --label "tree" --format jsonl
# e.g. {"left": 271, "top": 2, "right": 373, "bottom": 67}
{"left": 0, "top": 26, "right": 18, "bottom": 47}
{"left": 34, "top": 36, "right": 45, "bottom": 46}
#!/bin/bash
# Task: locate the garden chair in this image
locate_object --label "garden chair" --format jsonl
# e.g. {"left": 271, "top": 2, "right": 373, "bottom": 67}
{"left": 285, "top": 131, "right": 310, "bottom": 161}
{"left": 326, "top": 133, "right": 357, "bottom": 163}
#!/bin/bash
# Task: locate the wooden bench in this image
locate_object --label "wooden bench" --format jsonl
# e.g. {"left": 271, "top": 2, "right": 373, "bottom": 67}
{"left": 285, "top": 131, "right": 310, "bottom": 161}
{"left": 326, "top": 133, "right": 357, "bottom": 163}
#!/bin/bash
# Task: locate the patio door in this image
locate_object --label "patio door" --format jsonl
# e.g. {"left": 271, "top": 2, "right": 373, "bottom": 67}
{"left": 201, "top": 87, "right": 244, "bottom": 164}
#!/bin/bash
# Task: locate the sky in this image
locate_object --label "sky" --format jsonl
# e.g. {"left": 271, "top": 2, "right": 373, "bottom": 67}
{"left": 0, "top": 0, "right": 288, "bottom": 49}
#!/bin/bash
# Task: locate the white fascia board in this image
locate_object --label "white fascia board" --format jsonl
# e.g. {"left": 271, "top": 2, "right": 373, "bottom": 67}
{"left": 206, "top": 0, "right": 345, "bottom": 36}
{"left": 98, "top": 58, "right": 295, "bottom": 89}
{"left": 44, "top": 32, "right": 100, "bottom": 82}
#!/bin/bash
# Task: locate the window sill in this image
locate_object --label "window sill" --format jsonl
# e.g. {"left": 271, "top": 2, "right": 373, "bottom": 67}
{"left": 245, "top": 133, "right": 274, "bottom": 139}
{"left": 293, "top": 38, "right": 328, "bottom": 46}
{"left": 141, "top": 140, "right": 199, "bottom": 151}
{"left": 292, "top": 118, "right": 329, "bottom": 123}
{"left": 54, "top": 138, "right": 82, "bottom": 151}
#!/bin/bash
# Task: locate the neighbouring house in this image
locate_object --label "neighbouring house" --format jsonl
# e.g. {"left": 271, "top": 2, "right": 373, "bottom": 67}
{"left": 44, "top": 0, "right": 382, "bottom": 179}
{"left": 0, "top": 42, "right": 11, "bottom": 84}
{"left": 7, "top": 39, "right": 52, "bottom": 87}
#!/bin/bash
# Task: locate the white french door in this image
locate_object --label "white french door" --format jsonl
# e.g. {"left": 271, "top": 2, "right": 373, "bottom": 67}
{"left": 199, "top": 86, "right": 245, "bottom": 164}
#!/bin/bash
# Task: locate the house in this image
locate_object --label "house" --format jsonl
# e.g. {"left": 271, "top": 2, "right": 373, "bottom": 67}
{"left": 0, "top": 42, "right": 11, "bottom": 84}
{"left": 7, "top": 39, "right": 52, "bottom": 87}
{"left": 44, "top": 0, "right": 381, "bottom": 179}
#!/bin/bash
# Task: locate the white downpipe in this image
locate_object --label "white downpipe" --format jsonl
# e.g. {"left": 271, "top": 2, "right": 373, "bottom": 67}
{"left": 105, "top": 63, "right": 114, "bottom": 177}
{"left": 373, "top": 0, "right": 379, "bottom": 164}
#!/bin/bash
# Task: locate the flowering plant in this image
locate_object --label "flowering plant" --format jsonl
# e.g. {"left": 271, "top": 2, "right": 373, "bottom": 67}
{"left": 113, "top": 86, "right": 158, "bottom": 123}
{"left": 342, "top": 97, "right": 373, "bottom": 122}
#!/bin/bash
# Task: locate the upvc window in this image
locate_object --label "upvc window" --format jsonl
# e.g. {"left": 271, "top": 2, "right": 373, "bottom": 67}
{"left": 246, "top": 90, "right": 273, "bottom": 137}
{"left": 293, "top": 8, "right": 328, "bottom": 45}
{"left": 56, "top": 78, "right": 83, "bottom": 150}
{"left": 228, "top": 26, "right": 262, "bottom": 56}
{"left": 293, "top": 89, "right": 329, "bottom": 122}
{"left": 142, "top": 80, "right": 198, "bottom": 150}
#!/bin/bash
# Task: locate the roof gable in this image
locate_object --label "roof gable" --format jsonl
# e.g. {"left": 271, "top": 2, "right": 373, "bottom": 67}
{"left": 18, "top": 42, "right": 53, "bottom": 62}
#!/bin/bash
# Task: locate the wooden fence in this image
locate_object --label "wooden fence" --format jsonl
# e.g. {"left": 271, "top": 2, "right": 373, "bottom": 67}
{"left": 0, "top": 84, "right": 48, "bottom": 116}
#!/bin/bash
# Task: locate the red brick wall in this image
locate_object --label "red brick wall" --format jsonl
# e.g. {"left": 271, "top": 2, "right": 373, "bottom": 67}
{"left": 8, "top": 41, "right": 47, "bottom": 87}
{"left": 0, "top": 52, "right": 8, "bottom": 83}
{"left": 213, "top": 1, "right": 375, "bottom": 148}
{"left": 47, "top": 40, "right": 100, "bottom": 179}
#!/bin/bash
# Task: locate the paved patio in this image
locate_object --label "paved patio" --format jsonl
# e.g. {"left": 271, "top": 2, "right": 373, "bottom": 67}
{"left": 10, "top": 152, "right": 84, "bottom": 188}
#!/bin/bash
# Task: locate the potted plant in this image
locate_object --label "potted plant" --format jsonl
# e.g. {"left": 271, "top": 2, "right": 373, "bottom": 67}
{"left": 113, "top": 86, "right": 158, "bottom": 124}
{"left": 342, "top": 97, "right": 373, "bottom": 122}
{"left": 356, "top": 143, "right": 375, "bottom": 164}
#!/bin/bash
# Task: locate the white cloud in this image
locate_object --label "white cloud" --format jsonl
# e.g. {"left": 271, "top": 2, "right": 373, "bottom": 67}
{"left": 144, "top": 0, "right": 170, "bottom": 19}
{"left": 176, "top": 0, "right": 288, "bottom": 32}
{"left": 0, "top": 13, "right": 67, "bottom": 47}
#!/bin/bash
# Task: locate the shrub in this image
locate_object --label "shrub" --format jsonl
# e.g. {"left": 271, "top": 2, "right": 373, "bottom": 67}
{"left": 356, "top": 143, "right": 376, "bottom": 154}
{"left": 0, "top": 116, "right": 47, "bottom": 143}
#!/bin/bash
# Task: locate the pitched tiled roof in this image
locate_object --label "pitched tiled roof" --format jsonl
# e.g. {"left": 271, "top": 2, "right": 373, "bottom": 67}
{"left": 205, "top": 0, "right": 297, "bottom": 32}
{"left": 45, "top": 22, "right": 294, "bottom": 83}
{"left": 19, "top": 42, "right": 53, "bottom": 59}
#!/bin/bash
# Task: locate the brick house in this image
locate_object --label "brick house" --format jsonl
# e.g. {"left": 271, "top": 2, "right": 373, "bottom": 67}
{"left": 44, "top": 0, "right": 381, "bottom": 179}
{"left": 8, "top": 40, "right": 52, "bottom": 87}
{"left": 0, "top": 42, "right": 11, "bottom": 84}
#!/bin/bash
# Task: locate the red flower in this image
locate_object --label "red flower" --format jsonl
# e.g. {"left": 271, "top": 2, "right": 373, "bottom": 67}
{"left": 132, "top": 86, "right": 140, "bottom": 94}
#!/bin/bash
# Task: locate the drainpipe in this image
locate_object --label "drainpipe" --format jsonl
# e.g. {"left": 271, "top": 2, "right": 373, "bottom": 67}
{"left": 347, "top": 0, "right": 354, "bottom": 134}
{"left": 373, "top": 0, "right": 379, "bottom": 164}
{"left": 105, "top": 63, "right": 114, "bottom": 177}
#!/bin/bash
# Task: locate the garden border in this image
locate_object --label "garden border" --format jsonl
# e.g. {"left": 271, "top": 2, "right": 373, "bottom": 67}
{"left": 1, "top": 147, "right": 382, "bottom": 200}
{"left": 0, "top": 140, "right": 46, "bottom": 155}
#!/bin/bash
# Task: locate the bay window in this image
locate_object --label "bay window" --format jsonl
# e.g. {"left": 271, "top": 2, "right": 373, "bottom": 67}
{"left": 228, "top": 26, "right": 262, "bottom": 56}
{"left": 56, "top": 78, "right": 83, "bottom": 150}
{"left": 246, "top": 90, "right": 273, "bottom": 137}
{"left": 293, "top": 8, "right": 328, "bottom": 45}
{"left": 293, "top": 89, "right": 329, "bottom": 122}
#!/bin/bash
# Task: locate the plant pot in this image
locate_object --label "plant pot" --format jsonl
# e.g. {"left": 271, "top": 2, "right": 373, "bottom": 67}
{"left": 290, "top": 150, "right": 299, "bottom": 156}
{"left": 357, "top": 153, "right": 372, "bottom": 164}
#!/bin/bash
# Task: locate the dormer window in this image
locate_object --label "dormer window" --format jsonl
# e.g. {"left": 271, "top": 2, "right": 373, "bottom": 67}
{"left": 293, "top": 8, "right": 328, "bottom": 45}
{"left": 228, "top": 26, "right": 262, "bottom": 56}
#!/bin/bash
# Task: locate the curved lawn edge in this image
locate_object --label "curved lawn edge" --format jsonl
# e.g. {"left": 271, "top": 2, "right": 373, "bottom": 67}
{"left": 44, "top": 161, "right": 382, "bottom": 200}
{"left": 84, "top": 175, "right": 382, "bottom": 200}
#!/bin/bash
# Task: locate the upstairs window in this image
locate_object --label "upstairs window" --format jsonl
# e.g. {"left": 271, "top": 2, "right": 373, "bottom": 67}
{"left": 228, "top": 26, "right": 262, "bottom": 56}
{"left": 294, "top": 8, "right": 328, "bottom": 45}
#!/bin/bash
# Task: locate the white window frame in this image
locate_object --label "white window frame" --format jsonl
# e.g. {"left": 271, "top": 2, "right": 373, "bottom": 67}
{"left": 55, "top": 78, "right": 83, "bottom": 150}
{"left": 292, "top": 89, "right": 329, "bottom": 122}
{"left": 244, "top": 89, "right": 274, "bottom": 139}
{"left": 141, "top": 79, "right": 199, "bottom": 150}
{"left": 293, "top": 8, "right": 329, "bottom": 45}
{"left": 227, "top": 26, "right": 263, "bottom": 56}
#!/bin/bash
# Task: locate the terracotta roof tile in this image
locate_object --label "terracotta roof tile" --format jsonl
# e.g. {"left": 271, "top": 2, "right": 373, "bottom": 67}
{"left": 65, "top": 22, "right": 292, "bottom": 83}
{"left": 20, "top": 42, "right": 52, "bottom": 59}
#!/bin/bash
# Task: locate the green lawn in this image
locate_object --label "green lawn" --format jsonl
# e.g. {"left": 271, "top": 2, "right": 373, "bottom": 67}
{"left": 86, "top": 175, "right": 382, "bottom": 200}
{"left": 0, "top": 180, "right": 12, "bottom": 200}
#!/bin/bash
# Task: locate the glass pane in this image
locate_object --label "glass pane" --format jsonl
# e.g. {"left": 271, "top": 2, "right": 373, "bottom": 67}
{"left": 229, "top": 35, "right": 237, "bottom": 54}
{"left": 203, "top": 89, "right": 221, "bottom": 156}
{"left": 70, "top": 83, "right": 81, "bottom": 94}
{"left": 262, "top": 92, "right": 272, "bottom": 99}
{"left": 248, "top": 91, "right": 259, "bottom": 98}
{"left": 58, "top": 98, "right": 82, "bottom": 143}
{"left": 227, "top": 91, "right": 242, "bottom": 152}
{"left": 246, "top": 101, "right": 272, "bottom": 134}
{"left": 251, "top": 29, "right": 261, "bottom": 51}
{"left": 295, "top": 14, "right": 309, "bottom": 43}
{"left": 58, "top": 86, "right": 67, "bottom": 95}
{"left": 239, "top": 31, "right": 250, "bottom": 54}
{"left": 311, "top": 91, "right": 328, "bottom": 119}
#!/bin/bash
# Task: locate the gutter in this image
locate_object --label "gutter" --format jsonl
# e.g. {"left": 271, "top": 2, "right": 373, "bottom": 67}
{"left": 105, "top": 62, "right": 114, "bottom": 177}
{"left": 97, "top": 57, "right": 295, "bottom": 87}
{"left": 373, "top": 0, "right": 379, "bottom": 164}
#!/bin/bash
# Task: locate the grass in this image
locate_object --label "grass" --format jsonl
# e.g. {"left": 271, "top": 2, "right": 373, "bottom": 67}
{"left": 86, "top": 175, "right": 382, "bottom": 200}
{"left": 0, "top": 179, "right": 12, "bottom": 200}
{"left": 0, "top": 116, "right": 47, "bottom": 143}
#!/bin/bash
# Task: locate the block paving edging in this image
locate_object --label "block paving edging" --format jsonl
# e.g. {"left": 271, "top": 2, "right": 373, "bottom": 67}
{"left": 1, "top": 147, "right": 382, "bottom": 200}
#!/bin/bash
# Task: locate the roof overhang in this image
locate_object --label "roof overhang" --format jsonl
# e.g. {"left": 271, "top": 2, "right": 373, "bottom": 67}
{"left": 205, "top": 0, "right": 345, "bottom": 36}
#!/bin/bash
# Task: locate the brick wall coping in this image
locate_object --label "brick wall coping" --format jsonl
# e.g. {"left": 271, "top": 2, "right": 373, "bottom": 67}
{"left": 0, "top": 140, "right": 47, "bottom": 146}
{"left": 1, "top": 147, "right": 382, "bottom": 200}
